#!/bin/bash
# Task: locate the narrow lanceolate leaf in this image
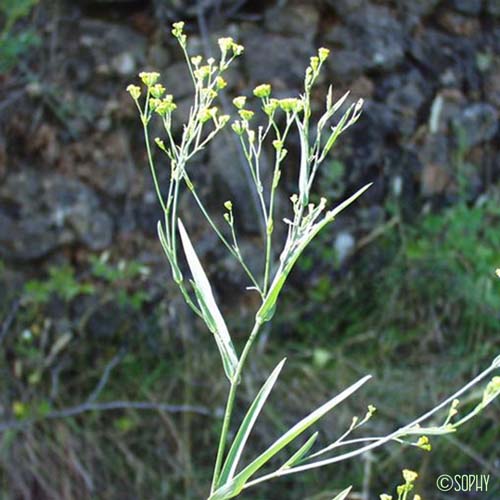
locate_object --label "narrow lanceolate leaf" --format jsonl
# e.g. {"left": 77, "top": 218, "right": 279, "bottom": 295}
{"left": 210, "top": 375, "right": 372, "bottom": 500}
{"left": 217, "top": 359, "right": 287, "bottom": 487}
{"left": 178, "top": 219, "right": 238, "bottom": 381}
{"left": 332, "top": 486, "right": 352, "bottom": 500}
{"left": 280, "top": 432, "right": 318, "bottom": 469}
{"left": 256, "top": 183, "right": 372, "bottom": 324}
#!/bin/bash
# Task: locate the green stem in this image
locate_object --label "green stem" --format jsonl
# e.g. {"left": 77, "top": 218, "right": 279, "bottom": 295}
{"left": 184, "top": 174, "right": 262, "bottom": 295}
{"left": 142, "top": 123, "right": 167, "bottom": 214}
{"left": 211, "top": 320, "right": 263, "bottom": 493}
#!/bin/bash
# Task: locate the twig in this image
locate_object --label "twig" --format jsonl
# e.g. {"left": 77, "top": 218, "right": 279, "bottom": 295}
{"left": 0, "top": 401, "right": 212, "bottom": 433}
{"left": 86, "top": 349, "right": 126, "bottom": 404}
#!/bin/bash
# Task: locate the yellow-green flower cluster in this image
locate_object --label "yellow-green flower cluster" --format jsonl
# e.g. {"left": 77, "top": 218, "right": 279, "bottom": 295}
{"left": 172, "top": 21, "right": 186, "bottom": 45}
{"left": 199, "top": 106, "right": 218, "bottom": 123}
{"left": 305, "top": 47, "right": 331, "bottom": 90}
{"left": 126, "top": 84, "right": 141, "bottom": 100}
{"left": 318, "top": 47, "right": 330, "bottom": 61}
{"left": 232, "top": 96, "right": 246, "bottom": 109}
{"left": 397, "top": 470, "right": 418, "bottom": 497}
{"left": 127, "top": 72, "right": 177, "bottom": 118}
{"left": 279, "top": 97, "right": 303, "bottom": 113}
{"left": 253, "top": 83, "right": 271, "bottom": 99}
{"left": 139, "top": 71, "right": 160, "bottom": 87}
{"left": 218, "top": 37, "right": 245, "bottom": 69}
{"left": 416, "top": 435, "right": 431, "bottom": 451}
{"left": 239, "top": 109, "right": 254, "bottom": 121}
{"left": 263, "top": 98, "right": 279, "bottom": 116}
{"left": 231, "top": 120, "right": 246, "bottom": 136}
{"left": 153, "top": 95, "right": 177, "bottom": 116}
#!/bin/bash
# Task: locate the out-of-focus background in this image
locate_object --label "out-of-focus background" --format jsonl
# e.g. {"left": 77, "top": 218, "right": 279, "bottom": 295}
{"left": 0, "top": 0, "right": 499, "bottom": 498}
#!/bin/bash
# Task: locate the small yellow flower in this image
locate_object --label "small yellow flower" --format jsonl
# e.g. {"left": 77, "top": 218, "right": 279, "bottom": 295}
{"left": 194, "top": 65, "right": 211, "bottom": 80}
{"left": 272, "top": 139, "right": 283, "bottom": 151}
{"left": 263, "top": 98, "right": 279, "bottom": 116}
{"left": 199, "top": 106, "right": 218, "bottom": 123}
{"left": 216, "top": 76, "right": 227, "bottom": 90}
{"left": 310, "top": 56, "right": 319, "bottom": 71}
{"left": 172, "top": 21, "right": 185, "bottom": 37}
{"left": 279, "top": 98, "right": 302, "bottom": 113}
{"left": 380, "top": 495, "right": 392, "bottom": 500}
{"left": 155, "top": 97, "right": 177, "bottom": 116}
{"left": 139, "top": 71, "right": 160, "bottom": 87}
{"left": 224, "top": 201, "right": 233, "bottom": 210}
{"left": 253, "top": 83, "right": 271, "bottom": 98}
{"left": 416, "top": 435, "right": 431, "bottom": 451}
{"left": 190, "top": 55, "right": 202, "bottom": 66}
{"left": 218, "top": 114, "right": 230, "bottom": 127}
{"left": 218, "top": 37, "right": 234, "bottom": 53}
{"left": 150, "top": 83, "right": 166, "bottom": 98}
{"left": 239, "top": 109, "right": 254, "bottom": 121}
{"left": 232, "top": 96, "right": 246, "bottom": 109}
{"left": 232, "top": 43, "right": 244, "bottom": 56}
{"left": 231, "top": 120, "right": 244, "bottom": 135}
{"left": 155, "top": 138, "right": 166, "bottom": 150}
{"left": 149, "top": 97, "right": 161, "bottom": 110}
{"left": 318, "top": 47, "right": 330, "bottom": 61}
{"left": 126, "top": 84, "right": 141, "bottom": 100}
{"left": 403, "top": 469, "right": 418, "bottom": 484}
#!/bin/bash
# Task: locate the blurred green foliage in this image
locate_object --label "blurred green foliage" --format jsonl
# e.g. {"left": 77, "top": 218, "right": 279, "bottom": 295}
{"left": 284, "top": 195, "right": 500, "bottom": 354}
{"left": 0, "top": 0, "right": 39, "bottom": 73}
{"left": 25, "top": 265, "right": 95, "bottom": 303}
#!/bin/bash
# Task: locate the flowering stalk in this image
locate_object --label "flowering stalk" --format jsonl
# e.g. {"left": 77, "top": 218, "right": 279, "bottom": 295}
{"left": 128, "top": 22, "right": 500, "bottom": 500}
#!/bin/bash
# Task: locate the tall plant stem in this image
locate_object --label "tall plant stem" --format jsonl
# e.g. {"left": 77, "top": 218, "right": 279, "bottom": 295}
{"left": 211, "top": 320, "right": 263, "bottom": 493}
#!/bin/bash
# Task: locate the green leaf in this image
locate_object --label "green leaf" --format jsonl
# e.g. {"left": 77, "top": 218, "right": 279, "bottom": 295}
{"left": 256, "top": 183, "right": 372, "bottom": 323}
{"left": 210, "top": 374, "right": 371, "bottom": 499}
{"left": 178, "top": 219, "right": 238, "bottom": 381}
{"left": 217, "top": 358, "right": 287, "bottom": 487}
{"left": 280, "top": 432, "right": 318, "bottom": 469}
{"left": 331, "top": 486, "right": 352, "bottom": 500}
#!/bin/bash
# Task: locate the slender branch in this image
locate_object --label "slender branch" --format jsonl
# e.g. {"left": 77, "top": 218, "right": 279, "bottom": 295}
{"left": 0, "top": 401, "right": 211, "bottom": 433}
